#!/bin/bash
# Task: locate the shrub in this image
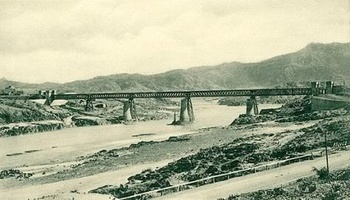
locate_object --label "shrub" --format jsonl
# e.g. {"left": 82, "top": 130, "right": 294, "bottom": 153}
{"left": 312, "top": 167, "right": 329, "bottom": 180}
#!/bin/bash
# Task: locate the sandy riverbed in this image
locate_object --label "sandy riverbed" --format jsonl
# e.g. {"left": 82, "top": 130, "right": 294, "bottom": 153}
{"left": 0, "top": 121, "right": 317, "bottom": 200}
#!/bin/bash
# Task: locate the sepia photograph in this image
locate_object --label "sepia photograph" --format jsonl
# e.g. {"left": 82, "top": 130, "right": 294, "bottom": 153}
{"left": 0, "top": 0, "right": 350, "bottom": 199}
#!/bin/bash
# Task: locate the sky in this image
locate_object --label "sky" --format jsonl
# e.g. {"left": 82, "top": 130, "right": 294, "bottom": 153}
{"left": 0, "top": 0, "right": 349, "bottom": 83}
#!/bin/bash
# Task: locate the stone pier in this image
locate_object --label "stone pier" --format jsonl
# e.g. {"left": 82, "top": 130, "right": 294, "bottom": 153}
{"left": 246, "top": 96, "right": 258, "bottom": 115}
{"left": 179, "top": 97, "right": 195, "bottom": 123}
{"left": 325, "top": 81, "right": 334, "bottom": 94}
{"left": 44, "top": 90, "right": 55, "bottom": 105}
{"left": 311, "top": 81, "right": 320, "bottom": 95}
{"left": 85, "top": 98, "right": 94, "bottom": 111}
{"left": 123, "top": 98, "right": 137, "bottom": 121}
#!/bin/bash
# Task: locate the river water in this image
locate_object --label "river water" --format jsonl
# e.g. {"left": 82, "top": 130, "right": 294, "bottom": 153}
{"left": 0, "top": 101, "right": 281, "bottom": 169}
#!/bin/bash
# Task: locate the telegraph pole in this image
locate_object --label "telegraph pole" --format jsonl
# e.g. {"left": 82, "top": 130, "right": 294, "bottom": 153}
{"left": 319, "top": 125, "right": 330, "bottom": 174}
{"left": 324, "top": 130, "right": 330, "bottom": 174}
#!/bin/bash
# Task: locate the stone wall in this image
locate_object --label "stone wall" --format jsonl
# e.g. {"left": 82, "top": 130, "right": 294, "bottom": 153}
{"left": 311, "top": 95, "right": 350, "bottom": 111}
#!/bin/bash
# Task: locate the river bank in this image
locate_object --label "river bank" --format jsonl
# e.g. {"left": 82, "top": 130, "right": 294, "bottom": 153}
{"left": 0, "top": 120, "right": 318, "bottom": 200}
{"left": 89, "top": 115, "right": 350, "bottom": 199}
{"left": 85, "top": 99, "right": 349, "bottom": 199}
{"left": 0, "top": 98, "right": 177, "bottom": 137}
{"left": 2, "top": 98, "right": 349, "bottom": 200}
{"left": 0, "top": 120, "right": 65, "bottom": 137}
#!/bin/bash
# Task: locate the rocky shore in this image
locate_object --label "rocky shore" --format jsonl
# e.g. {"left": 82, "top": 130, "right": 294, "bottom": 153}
{"left": 0, "top": 120, "right": 64, "bottom": 137}
{"left": 87, "top": 97, "right": 350, "bottom": 199}
{"left": 90, "top": 116, "right": 350, "bottom": 199}
{"left": 231, "top": 96, "right": 349, "bottom": 125}
{"left": 0, "top": 98, "right": 175, "bottom": 137}
{"left": 0, "top": 169, "right": 33, "bottom": 180}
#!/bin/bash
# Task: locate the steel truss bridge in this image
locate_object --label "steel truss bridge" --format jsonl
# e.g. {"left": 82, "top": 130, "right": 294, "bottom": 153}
{"left": 0, "top": 82, "right": 346, "bottom": 126}
{"left": 58, "top": 88, "right": 313, "bottom": 99}
{"left": 0, "top": 83, "right": 339, "bottom": 122}
{"left": 20, "top": 87, "right": 314, "bottom": 101}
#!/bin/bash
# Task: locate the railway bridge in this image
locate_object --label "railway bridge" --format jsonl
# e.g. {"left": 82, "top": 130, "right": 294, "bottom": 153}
{"left": 0, "top": 81, "right": 343, "bottom": 124}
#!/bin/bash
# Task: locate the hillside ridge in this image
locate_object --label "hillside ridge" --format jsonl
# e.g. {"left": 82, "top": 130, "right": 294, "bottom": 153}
{"left": 1, "top": 42, "right": 349, "bottom": 93}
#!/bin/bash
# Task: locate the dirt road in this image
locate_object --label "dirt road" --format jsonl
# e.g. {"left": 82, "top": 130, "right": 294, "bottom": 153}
{"left": 157, "top": 150, "right": 350, "bottom": 200}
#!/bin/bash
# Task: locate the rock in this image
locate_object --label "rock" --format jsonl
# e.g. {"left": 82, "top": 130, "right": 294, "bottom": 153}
{"left": 71, "top": 116, "right": 110, "bottom": 127}
{"left": 230, "top": 114, "right": 277, "bottom": 125}
{"left": 0, "top": 169, "right": 33, "bottom": 180}
{"left": 129, "top": 141, "right": 158, "bottom": 148}
{"left": 166, "top": 135, "right": 190, "bottom": 142}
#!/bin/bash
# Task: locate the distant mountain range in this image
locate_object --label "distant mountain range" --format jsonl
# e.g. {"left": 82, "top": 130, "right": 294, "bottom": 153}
{"left": 1, "top": 42, "right": 349, "bottom": 93}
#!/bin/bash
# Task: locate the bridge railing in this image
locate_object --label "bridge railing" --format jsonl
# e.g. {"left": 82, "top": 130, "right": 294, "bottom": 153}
{"left": 117, "top": 154, "right": 314, "bottom": 200}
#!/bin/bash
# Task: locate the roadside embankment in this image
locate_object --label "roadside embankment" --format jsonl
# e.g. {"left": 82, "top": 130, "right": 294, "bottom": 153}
{"left": 221, "top": 166, "right": 350, "bottom": 200}
{"left": 311, "top": 94, "right": 350, "bottom": 111}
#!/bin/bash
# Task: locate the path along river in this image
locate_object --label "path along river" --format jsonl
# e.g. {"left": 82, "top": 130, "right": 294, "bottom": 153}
{"left": 0, "top": 101, "right": 281, "bottom": 169}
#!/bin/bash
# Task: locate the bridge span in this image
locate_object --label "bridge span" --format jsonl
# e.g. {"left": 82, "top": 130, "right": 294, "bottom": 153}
{"left": 0, "top": 81, "right": 343, "bottom": 124}
{"left": 53, "top": 87, "right": 314, "bottom": 123}
{"left": 53, "top": 87, "right": 313, "bottom": 99}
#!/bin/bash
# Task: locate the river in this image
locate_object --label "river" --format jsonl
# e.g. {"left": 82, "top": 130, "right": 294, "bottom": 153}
{"left": 0, "top": 101, "right": 281, "bottom": 169}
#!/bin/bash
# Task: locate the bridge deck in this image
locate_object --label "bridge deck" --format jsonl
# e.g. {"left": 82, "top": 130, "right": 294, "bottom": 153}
{"left": 0, "top": 88, "right": 313, "bottom": 100}
{"left": 55, "top": 88, "right": 312, "bottom": 99}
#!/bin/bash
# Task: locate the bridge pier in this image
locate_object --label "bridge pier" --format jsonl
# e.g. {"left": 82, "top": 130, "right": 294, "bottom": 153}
{"left": 179, "top": 97, "right": 195, "bottom": 123}
{"left": 44, "top": 90, "right": 55, "bottom": 105}
{"left": 85, "top": 98, "right": 94, "bottom": 111}
{"left": 246, "top": 96, "right": 258, "bottom": 116}
{"left": 123, "top": 98, "right": 137, "bottom": 121}
{"left": 311, "top": 81, "right": 320, "bottom": 95}
{"left": 325, "top": 81, "right": 334, "bottom": 94}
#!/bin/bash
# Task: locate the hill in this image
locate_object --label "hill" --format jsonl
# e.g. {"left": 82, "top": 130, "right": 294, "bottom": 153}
{"left": 2, "top": 42, "right": 349, "bottom": 93}
{"left": 0, "top": 78, "right": 60, "bottom": 93}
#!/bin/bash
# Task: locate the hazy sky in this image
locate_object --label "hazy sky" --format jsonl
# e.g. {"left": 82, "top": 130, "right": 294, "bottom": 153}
{"left": 1, "top": 0, "right": 349, "bottom": 83}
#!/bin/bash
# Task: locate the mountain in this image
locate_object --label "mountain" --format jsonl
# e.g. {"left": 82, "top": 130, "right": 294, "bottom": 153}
{"left": 0, "top": 78, "right": 60, "bottom": 93}
{"left": 240, "top": 42, "right": 350, "bottom": 86}
{"left": 2, "top": 42, "right": 350, "bottom": 93}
